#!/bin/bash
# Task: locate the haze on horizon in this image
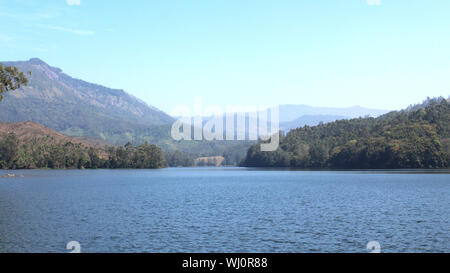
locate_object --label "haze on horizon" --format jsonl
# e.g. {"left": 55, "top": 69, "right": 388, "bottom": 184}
{"left": 1, "top": 0, "right": 450, "bottom": 113}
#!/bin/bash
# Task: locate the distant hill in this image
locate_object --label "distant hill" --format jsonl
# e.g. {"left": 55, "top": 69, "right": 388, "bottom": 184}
{"left": 0, "top": 58, "right": 174, "bottom": 144}
{"left": 278, "top": 104, "right": 389, "bottom": 123}
{"left": 0, "top": 121, "right": 167, "bottom": 170}
{"left": 187, "top": 105, "right": 389, "bottom": 135}
{"left": 280, "top": 115, "right": 349, "bottom": 132}
{"left": 242, "top": 97, "right": 450, "bottom": 169}
{"left": 0, "top": 121, "right": 109, "bottom": 148}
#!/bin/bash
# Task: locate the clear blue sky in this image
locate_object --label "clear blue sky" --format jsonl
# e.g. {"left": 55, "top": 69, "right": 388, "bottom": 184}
{"left": 1, "top": 0, "right": 450, "bottom": 113}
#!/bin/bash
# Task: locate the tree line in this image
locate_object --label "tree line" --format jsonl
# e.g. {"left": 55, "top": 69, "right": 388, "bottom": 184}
{"left": 0, "top": 135, "right": 166, "bottom": 169}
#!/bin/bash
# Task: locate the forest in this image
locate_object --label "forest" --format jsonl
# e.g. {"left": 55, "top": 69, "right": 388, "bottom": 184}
{"left": 0, "top": 135, "right": 166, "bottom": 169}
{"left": 241, "top": 97, "right": 450, "bottom": 169}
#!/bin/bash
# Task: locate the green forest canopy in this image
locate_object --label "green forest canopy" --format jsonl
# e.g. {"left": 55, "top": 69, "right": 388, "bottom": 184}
{"left": 0, "top": 135, "right": 166, "bottom": 170}
{"left": 242, "top": 97, "right": 450, "bottom": 169}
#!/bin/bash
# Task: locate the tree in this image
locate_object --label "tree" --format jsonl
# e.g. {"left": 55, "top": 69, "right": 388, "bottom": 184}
{"left": 0, "top": 133, "right": 20, "bottom": 169}
{"left": 165, "top": 150, "right": 194, "bottom": 167}
{"left": 0, "top": 63, "right": 29, "bottom": 101}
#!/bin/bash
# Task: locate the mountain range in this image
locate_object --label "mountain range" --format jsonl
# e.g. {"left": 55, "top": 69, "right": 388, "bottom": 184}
{"left": 278, "top": 104, "right": 389, "bottom": 131}
{"left": 278, "top": 104, "right": 389, "bottom": 123}
{"left": 0, "top": 58, "right": 392, "bottom": 165}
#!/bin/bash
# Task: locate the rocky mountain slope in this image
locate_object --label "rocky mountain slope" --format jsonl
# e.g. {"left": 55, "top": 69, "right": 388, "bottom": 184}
{"left": 0, "top": 121, "right": 108, "bottom": 148}
{"left": 0, "top": 58, "right": 173, "bottom": 143}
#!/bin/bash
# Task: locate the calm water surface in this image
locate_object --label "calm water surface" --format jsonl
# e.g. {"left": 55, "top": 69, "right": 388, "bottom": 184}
{"left": 0, "top": 168, "right": 448, "bottom": 253}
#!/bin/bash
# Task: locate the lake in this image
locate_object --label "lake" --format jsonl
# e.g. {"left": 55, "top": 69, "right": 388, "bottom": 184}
{"left": 0, "top": 168, "right": 449, "bottom": 253}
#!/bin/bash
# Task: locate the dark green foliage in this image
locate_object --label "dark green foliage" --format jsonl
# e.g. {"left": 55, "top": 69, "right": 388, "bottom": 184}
{"left": 221, "top": 141, "right": 255, "bottom": 166}
{"left": 0, "top": 134, "right": 165, "bottom": 170}
{"left": 106, "top": 142, "right": 165, "bottom": 169}
{"left": 0, "top": 63, "right": 29, "bottom": 101}
{"left": 0, "top": 133, "right": 20, "bottom": 168}
{"left": 164, "top": 150, "right": 195, "bottom": 167}
{"left": 242, "top": 98, "right": 450, "bottom": 169}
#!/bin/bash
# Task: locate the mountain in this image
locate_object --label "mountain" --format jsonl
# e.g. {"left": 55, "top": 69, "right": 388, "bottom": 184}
{"left": 0, "top": 58, "right": 174, "bottom": 144}
{"left": 280, "top": 115, "right": 348, "bottom": 132}
{"left": 0, "top": 58, "right": 394, "bottom": 166}
{"left": 0, "top": 58, "right": 253, "bottom": 165}
{"left": 242, "top": 98, "right": 450, "bottom": 169}
{"left": 187, "top": 105, "right": 389, "bottom": 135}
{"left": 278, "top": 104, "right": 389, "bottom": 123}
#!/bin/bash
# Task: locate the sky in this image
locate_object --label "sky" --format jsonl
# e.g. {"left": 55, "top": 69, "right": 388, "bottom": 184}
{"left": 1, "top": 0, "right": 450, "bottom": 113}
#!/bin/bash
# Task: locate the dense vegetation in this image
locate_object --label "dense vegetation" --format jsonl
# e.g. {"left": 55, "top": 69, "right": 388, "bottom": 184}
{"left": 164, "top": 150, "right": 195, "bottom": 167}
{"left": 0, "top": 134, "right": 166, "bottom": 169}
{"left": 242, "top": 97, "right": 450, "bottom": 169}
{"left": 162, "top": 140, "right": 253, "bottom": 167}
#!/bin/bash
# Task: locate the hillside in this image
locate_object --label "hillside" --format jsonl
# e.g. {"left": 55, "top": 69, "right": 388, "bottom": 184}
{"left": 0, "top": 58, "right": 174, "bottom": 144}
{"left": 242, "top": 97, "right": 450, "bottom": 169}
{"left": 0, "top": 121, "right": 109, "bottom": 148}
{"left": 0, "top": 59, "right": 256, "bottom": 165}
{"left": 0, "top": 121, "right": 166, "bottom": 170}
{"left": 276, "top": 105, "right": 389, "bottom": 132}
